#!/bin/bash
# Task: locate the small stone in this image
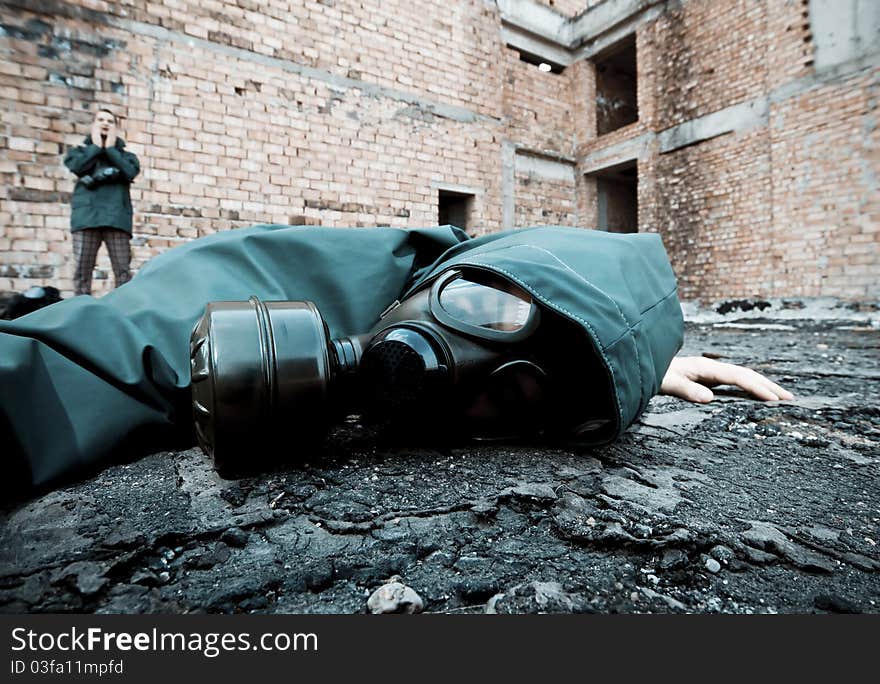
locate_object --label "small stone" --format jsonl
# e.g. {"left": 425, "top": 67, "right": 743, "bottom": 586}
{"left": 186, "top": 542, "right": 231, "bottom": 569}
{"left": 705, "top": 558, "right": 721, "bottom": 573}
{"left": 504, "top": 483, "right": 558, "bottom": 500}
{"left": 102, "top": 530, "right": 147, "bottom": 549}
{"left": 130, "top": 570, "right": 161, "bottom": 587}
{"left": 709, "top": 545, "right": 735, "bottom": 563}
{"left": 485, "top": 581, "right": 592, "bottom": 614}
{"left": 814, "top": 594, "right": 861, "bottom": 614}
{"left": 485, "top": 593, "right": 505, "bottom": 613}
{"left": 238, "top": 595, "right": 269, "bottom": 612}
{"left": 12, "top": 574, "right": 47, "bottom": 605}
{"left": 367, "top": 576, "right": 424, "bottom": 614}
{"left": 633, "top": 524, "right": 653, "bottom": 538}
{"left": 470, "top": 500, "right": 498, "bottom": 517}
{"left": 660, "top": 548, "right": 687, "bottom": 570}
{"left": 454, "top": 576, "right": 500, "bottom": 603}
{"left": 51, "top": 561, "right": 108, "bottom": 597}
{"left": 220, "top": 527, "right": 249, "bottom": 548}
{"left": 705, "top": 597, "right": 722, "bottom": 612}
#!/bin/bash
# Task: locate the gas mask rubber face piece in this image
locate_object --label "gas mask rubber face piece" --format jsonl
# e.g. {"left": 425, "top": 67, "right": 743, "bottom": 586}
{"left": 190, "top": 268, "right": 608, "bottom": 476}
{"left": 357, "top": 269, "right": 550, "bottom": 440}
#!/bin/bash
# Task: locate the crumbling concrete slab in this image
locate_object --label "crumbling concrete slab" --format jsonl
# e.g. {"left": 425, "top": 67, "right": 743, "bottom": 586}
{"left": 1, "top": 318, "right": 878, "bottom": 614}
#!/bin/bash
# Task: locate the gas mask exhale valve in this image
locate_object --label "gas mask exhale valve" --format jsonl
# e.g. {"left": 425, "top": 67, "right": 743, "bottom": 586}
{"left": 190, "top": 269, "right": 597, "bottom": 476}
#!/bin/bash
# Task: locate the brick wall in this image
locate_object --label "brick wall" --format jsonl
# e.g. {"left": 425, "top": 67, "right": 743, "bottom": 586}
{"left": 647, "top": 0, "right": 770, "bottom": 128}
{"left": 583, "top": 0, "right": 878, "bottom": 300}
{"left": 768, "top": 70, "right": 879, "bottom": 298}
{"left": 0, "top": 0, "right": 585, "bottom": 296}
{"left": 503, "top": 48, "right": 576, "bottom": 156}
{"left": 654, "top": 129, "right": 773, "bottom": 298}
{"left": 514, "top": 170, "right": 577, "bottom": 226}
{"left": 0, "top": 0, "right": 877, "bottom": 301}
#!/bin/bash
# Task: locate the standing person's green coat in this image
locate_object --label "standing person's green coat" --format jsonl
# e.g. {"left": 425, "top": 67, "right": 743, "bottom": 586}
{"left": 64, "top": 135, "right": 140, "bottom": 234}
{"left": 0, "top": 225, "right": 683, "bottom": 499}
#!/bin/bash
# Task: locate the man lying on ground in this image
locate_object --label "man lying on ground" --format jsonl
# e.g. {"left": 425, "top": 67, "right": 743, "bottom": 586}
{"left": 0, "top": 224, "right": 791, "bottom": 500}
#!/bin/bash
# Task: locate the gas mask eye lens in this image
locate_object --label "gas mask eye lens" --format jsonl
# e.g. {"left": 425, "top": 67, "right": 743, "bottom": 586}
{"left": 436, "top": 273, "right": 534, "bottom": 333}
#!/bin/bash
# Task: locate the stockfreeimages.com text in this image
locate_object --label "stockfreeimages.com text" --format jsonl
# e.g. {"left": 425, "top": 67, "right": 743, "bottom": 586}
{"left": 11, "top": 627, "right": 317, "bottom": 658}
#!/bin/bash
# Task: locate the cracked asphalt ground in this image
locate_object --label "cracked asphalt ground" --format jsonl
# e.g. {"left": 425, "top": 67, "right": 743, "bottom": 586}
{"left": 1, "top": 317, "right": 878, "bottom": 614}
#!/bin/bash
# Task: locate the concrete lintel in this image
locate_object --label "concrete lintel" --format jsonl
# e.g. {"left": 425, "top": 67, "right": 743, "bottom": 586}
{"left": 579, "top": 133, "right": 653, "bottom": 174}
{"left": 500, "top": 0, "right": 666, "bottom": 56}
{"left": 658, "top": 99, "right": 768, "bottom": 154}
{"left": 121, "top": 19, "right": 499, "bottom": 125}
{"left": 500, "top": 26, "right": 575, "bottom": 66}
{"left": 569, "top": 0, "right": 664, "bottom": 50}
{"left": 431, "top": 181, "right": 483, "bottom": 196}
{"left": 512, "top": 145, "right": 577, "bottom": 164}
{"left": 497, "top": 0, "right": 571, "bottom": 46}
{"left": 514, "top": 151, "right": 576, "bottom": 182}
{"left": 572, "top": 4, "right": 664, "bottom": 60}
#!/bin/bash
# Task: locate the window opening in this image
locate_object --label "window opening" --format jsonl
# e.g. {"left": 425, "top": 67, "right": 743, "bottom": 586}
{"left": 595, "top": 35, "right": 638, "bottom": 135}
{"left": 595, "top": 161, "right": 638, "bottom": 233}
{"left": 438, "top": 190, "right": 475, "bottom": 232}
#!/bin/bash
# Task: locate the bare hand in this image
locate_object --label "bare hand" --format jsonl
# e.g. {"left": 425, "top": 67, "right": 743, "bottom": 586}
{"left": 103, "top": 123, "right": 117, "bottom": 148}
{"left": 660, "top": 356, "right": 794, "bottom": 403}
{"left": 90, "top": 121, "right": 103, "bottom": 147}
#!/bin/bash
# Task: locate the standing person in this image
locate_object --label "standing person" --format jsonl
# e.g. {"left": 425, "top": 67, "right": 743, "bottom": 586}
{"left": 63, "top": 107, "right": 140, "bottom": 296}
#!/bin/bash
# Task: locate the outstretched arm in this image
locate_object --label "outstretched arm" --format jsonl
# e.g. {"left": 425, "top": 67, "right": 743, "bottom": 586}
{"left": 660, "top": 356, "right": 794, "bottom": 403}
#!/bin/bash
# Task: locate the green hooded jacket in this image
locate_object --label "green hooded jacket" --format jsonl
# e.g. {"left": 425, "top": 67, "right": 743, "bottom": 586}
{"left": 63, "top": 136, "right": 140, "bottom": 233}
{"left": 0, "top": 225, "right": 682, "bottom": 498}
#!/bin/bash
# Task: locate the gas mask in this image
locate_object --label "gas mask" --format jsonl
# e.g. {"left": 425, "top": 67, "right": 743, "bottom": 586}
{"left": 190, "top": 268, "right": 609, "bottom": 476}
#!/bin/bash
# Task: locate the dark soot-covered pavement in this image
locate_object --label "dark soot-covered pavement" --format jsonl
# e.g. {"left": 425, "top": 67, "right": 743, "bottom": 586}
{"left": 2, "top": 314, "right": 878, "bottom": 613}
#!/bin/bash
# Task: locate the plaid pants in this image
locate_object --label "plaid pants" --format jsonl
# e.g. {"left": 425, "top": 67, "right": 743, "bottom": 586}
{"left": 72, "top": 228, "right": 131, "bottom": 296}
